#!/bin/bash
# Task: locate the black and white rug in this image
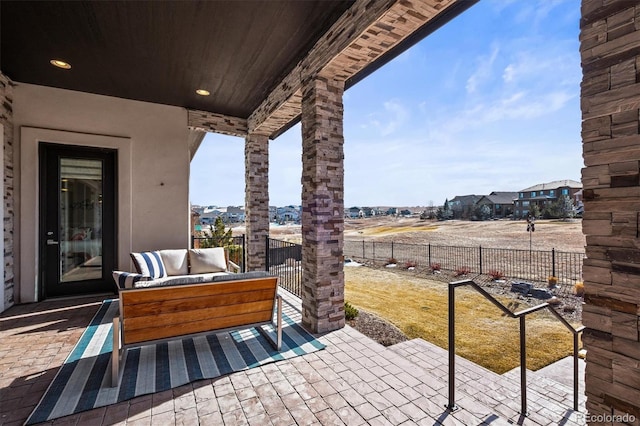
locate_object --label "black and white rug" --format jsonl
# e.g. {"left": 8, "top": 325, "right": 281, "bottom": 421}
{"left": 26, "top": 298, "right": 325, "bottom": 424}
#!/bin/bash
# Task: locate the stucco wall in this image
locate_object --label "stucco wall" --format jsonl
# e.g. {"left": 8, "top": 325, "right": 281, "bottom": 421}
{"left": 13, "top": 83, "right": 190, "bottom": 303}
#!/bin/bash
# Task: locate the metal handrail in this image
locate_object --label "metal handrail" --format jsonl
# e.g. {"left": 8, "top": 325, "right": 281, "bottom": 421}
{"left": 447, "top": 279, "right": 585, "bottom": 416}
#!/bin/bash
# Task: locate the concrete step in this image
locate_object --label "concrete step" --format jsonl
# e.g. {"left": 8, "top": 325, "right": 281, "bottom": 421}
{"left": 388, "top": 339, "right": 586, "bottom": 425}
{"left": 503, "top": 357, "right": 586, "bottom": 404}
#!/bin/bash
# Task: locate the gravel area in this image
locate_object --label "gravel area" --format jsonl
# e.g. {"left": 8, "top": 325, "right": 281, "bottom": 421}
{"left": 347, "top": 309, "right": 409, "bottom": 346}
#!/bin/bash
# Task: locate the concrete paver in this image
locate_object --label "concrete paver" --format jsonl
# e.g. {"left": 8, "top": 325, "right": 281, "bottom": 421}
{"left": 0, "top": 291, "right": 586, "bottom": 425}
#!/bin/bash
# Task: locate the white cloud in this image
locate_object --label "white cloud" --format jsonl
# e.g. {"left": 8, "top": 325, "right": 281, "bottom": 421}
{"left": 466, "top": 45, "right": 500, "bottom": 94}
{"left": 364, "top": 100, "right": 410, "bottom": 136}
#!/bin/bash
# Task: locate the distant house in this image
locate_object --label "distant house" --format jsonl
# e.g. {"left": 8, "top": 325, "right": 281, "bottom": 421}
{"left": 361, "top": 207, "right": 375, "bottom": 217}
{"left": 573, "top": 190, "right": 584, "bottom": 216}
{"left": 475, "top": 192, "right": 518, "bottom": 218}
{"left": 347, "top": 207, "right": 362, "bottom": 219}
{"left": 222, "top": 206, "right": 245, "bottom": 223}
{"left": 275, "top": 205, "right": 300, "bottom": 222}
{"left": 449, "top": 195, "right": 483, "bottom": 219}
{"left": 514, "top": 180, "right": 583, "bottom": 219}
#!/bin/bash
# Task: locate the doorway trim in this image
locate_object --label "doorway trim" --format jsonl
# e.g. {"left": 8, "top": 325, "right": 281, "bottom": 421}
{"left": 20, "top": 127, "right": 132, "bottom": 303}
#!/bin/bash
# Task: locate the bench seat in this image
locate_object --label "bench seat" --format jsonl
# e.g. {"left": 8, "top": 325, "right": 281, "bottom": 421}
{"left": 111, "top": 272, "right": 281, "bottom": 386}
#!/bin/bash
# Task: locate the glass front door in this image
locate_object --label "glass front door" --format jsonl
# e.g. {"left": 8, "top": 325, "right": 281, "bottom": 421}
{"left": 40, "top": 144, "right": 117, "bottom": 298}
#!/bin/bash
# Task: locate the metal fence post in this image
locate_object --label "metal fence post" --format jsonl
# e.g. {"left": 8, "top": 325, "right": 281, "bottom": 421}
{"left": 242, "top": 234, "right": 246, "bottom": 272}
{"left": 391, "top": 241, "right": 395, "bottom": 260}
{"left": 552, "top": 248, "right": 556, "bottom": 278}
{"left": 428, "top": 243, "right": 431, "bottom": 267}
{"left": 479, "top": 246, "right": 483, "bottom": 275}
{"left": 373, "top": 241, "right": 375, "bottom": 262}
{"left": 363, "top": 240, "right": 365, "bottom": 259}
{"left": 265, "top": 235, "right": 270, "bottom": 271}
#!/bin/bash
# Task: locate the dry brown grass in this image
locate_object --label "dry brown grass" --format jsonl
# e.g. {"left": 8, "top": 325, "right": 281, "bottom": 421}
{"left": 345, "top": 266, "right": 580, "bottom": 374}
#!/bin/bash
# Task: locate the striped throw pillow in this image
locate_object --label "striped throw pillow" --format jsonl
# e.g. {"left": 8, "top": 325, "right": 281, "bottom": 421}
{"left": 130, "top": 251, "right": 167, "bottom": 279}
{"left": 112, "top": 271, "right": 148, "bottom": 289}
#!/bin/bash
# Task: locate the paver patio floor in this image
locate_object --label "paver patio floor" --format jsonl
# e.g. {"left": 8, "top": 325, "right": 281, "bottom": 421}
{"left": 0, "top": 291, "right": 585, "bottom": 425}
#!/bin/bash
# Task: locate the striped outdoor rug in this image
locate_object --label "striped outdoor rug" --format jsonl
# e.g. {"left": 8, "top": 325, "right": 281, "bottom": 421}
{"left": 26, "top": 298, "right": 325, "bottom": 425}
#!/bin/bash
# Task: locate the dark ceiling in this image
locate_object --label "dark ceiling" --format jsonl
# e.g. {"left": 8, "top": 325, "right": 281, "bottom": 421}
{"left": 0, "top": 1, "right": 354, "bottom": 119}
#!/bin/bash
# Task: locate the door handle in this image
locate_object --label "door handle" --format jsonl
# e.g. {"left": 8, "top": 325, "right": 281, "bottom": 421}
{"left": 46, "top": 239, "right": 59, "bottom": 245}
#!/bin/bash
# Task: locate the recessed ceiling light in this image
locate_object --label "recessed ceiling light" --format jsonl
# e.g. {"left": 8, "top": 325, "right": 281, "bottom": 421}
{"left": 196, "top": 89, "right": 210, "bottom": 96}
{"left": 50, "top": 59, "right": 71, "bottom": 69}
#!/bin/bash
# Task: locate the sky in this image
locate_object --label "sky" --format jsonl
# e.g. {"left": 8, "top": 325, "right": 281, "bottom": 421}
{"left": 190, "top": 0, "right": 583, "bottom": 208}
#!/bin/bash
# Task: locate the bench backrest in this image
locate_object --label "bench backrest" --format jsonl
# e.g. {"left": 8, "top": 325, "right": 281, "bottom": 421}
{"left": 118, "top": 276, "right": 278, "bottom": 346}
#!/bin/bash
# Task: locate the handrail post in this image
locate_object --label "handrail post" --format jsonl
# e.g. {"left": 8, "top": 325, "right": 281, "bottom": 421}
{"left": 520, "top": 315, "right": 528, "bottom": 416}
{"left": 573, "top": 331, "right": 579, "bottom": 411}
{"left": 447, "top": 283, "right": 458, "bottom": 411}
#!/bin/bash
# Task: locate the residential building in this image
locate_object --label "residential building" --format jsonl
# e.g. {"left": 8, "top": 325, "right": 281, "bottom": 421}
{"left": 449, "top": 194, "right": 482, "bottom": 219}
{"left": 514, "top": 180, "right": 582, "bottom": 218}
{"left": 475, "top": 191, "right": 518, "bottom": 218}
{"left": 275, "top": 205, "right": 301, "bottom": 223}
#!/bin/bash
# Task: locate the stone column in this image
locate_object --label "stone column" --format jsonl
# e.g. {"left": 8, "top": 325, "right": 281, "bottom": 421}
{"left": 300, "top": 75, "right": 345, "bottom": 333}
{"left": 581, "top": 1, "right": 640, "bottom": 421}
{"left": 0, "top": 73, "right": 13, "bottom": 312}
{"left": 244, "top": 133, "right": 269, "bottom": 271}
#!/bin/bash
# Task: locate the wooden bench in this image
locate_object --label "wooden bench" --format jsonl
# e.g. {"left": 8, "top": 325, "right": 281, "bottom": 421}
{"left": 112, "top": 275, "right": 282, "bottom": 386}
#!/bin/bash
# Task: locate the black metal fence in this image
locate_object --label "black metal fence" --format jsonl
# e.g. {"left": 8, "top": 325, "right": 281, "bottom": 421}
{"left": 344, "top": 240, "right": 584, "bottom": 288}
{"left": 267, "top": 237, "right": 303, "bottom": 297}
{"left": 191, "top": 235, "right": 246, "bottom": 272}
{"left": 189, "top": 235, "right": 582, "bottom": 299}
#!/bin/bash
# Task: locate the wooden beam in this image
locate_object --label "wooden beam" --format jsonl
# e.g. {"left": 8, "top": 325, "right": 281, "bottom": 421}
{"left": 248, "top": 0, "right": 461, "bottom": 136}
{"left": 188, "top": 109, "right": 248, "bottom": 137}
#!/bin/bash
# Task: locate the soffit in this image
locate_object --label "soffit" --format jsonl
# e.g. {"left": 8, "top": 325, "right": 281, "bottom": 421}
{"left": 0, "top": 1, "right": 353, "bottom": 118}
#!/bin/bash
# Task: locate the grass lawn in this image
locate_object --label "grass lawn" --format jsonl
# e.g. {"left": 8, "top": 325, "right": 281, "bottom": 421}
{"left": 345, "top": 266, "right": 581, "bottom": 374}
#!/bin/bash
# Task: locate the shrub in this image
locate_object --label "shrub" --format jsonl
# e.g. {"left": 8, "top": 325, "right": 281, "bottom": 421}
{"left": 344, "top": 302, "right": 359, "bottom": 320}
{"left": 430, "top": 263, "right": 441, "bottom": 272}
{"left": 454, "top": 266, "right": 471, "bottom": 277}
{"left": 405, "top": 260, "right": 417, "bottom": 269}
{"left": 200, "top": 216, "right": 233, "bottom": 248}
{"left": 574, "top": 281, "right": 585, "bottom": 297}
{"left": 227, "top": 244, "right": 243, "bottom": 266}
{"left": 385, "top": 257, "right": 397, "bottom": 265}
{"left": 488, "top": 269, "right": 504, "bottom": 280}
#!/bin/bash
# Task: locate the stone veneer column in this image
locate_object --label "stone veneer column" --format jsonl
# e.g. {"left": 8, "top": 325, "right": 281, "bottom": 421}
{"left": 244, "top": 133, "right": 269, "bottom": 271}
{"left": 300, "top": 76, "right": 345, "bottom": 333}
{"left": 581, "top": 1, "right": 640, "bottom": 421}
{"left": 0, "top": 73, "right": 14, "bottom": 312}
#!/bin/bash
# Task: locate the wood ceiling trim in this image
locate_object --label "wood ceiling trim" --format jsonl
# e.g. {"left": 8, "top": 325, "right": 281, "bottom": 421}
{"left": 249, "top": 0, "right": 461, "bottom": 138}
{"left": 188, "top": 110, "right": 248, "bottom": 138}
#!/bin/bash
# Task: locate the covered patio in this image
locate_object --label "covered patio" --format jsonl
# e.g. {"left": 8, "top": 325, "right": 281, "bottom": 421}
{"left": 2, "top": 0, "right": 640, "bottom": 424}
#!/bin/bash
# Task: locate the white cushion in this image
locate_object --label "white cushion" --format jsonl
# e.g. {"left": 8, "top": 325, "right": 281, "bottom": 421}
{"left": 159, "top": 249, "right": 189, "bottom": 276}
{"left": 112, "top": 271, "right": 148, "bottom": 289}
{"left": 130, "top": 251, "right": 167, "bottom": 279}
{"left": 189, "top": 247, "right": 227, "bottom": 274}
